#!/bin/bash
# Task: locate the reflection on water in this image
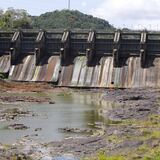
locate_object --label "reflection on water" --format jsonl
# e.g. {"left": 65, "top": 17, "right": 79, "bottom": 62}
{"left": 0, "top": 91, "right": 114, "bottom": 144}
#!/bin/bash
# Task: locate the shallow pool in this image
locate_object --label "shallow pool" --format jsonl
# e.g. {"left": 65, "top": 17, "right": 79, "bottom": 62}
{"left": 0, "top": 91, "right": 110, "bottom": 144}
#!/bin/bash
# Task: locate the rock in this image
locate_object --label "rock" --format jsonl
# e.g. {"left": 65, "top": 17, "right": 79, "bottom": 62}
{"left": 0, "top": 95, "right": 54, "bottom": 103}
{"left": 35, "top": 128, "right": 42, "bottom": 132}
{"left": 30, "top": 134, "right": 38, "bottom": 137}
{"left": 137, "top": 108, "right": 150, "bottom": 112}
{"left": 118, "top": 140, "right": 143, "bottom": 149}
{"left": 58, "top": 127, "right": 93, "bottom": 134}
{"left": 123, "top": 95, "right": 143, "bottom": 101}
{"left": 8, "top": 124, "right": 29, "bottom": 130}
{"left": 49, "top": 101, "right": 55, "bottom": 104}
{"left": 41, "top": 156, "right": 54, "bottom": 160}
{"left": 53, "top": 156, "right": 78, "bottom": 160}
{"left": 0, "top": 108, "right": 31, "bottom": 121}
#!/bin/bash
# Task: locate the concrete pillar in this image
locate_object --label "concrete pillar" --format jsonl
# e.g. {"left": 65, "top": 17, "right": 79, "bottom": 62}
{"left": 60, "top": 30, "right": 70, "bottom": 65}
{"left": 10, "top": 31, "right": 21, "bottom": 65}
{"left": 113, "top": 30, "right": 121, "bottom": 67}
{"left": 35, "top": 30, "right": 45, "bottom": 65}
{"left": 86, "top": 30, "right": 96, "bottom": 66}
{"left": 140, "top": 31, "right": 147, "bottom": 68}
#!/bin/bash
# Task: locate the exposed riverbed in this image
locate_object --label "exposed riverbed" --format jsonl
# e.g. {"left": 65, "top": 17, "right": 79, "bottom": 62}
{"left": 0, "top": 81, "right": 160, "bottom": 160}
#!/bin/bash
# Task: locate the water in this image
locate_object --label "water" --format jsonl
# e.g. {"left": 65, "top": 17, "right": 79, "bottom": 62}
{"left": 0, "top": 91, "right": 107, "bottom": 144}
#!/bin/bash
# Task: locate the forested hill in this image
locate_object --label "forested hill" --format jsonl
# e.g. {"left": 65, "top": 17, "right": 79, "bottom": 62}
{"left": 0, "top": 8, "right": 114, "bottom": 30}
{"left": 31, "top": 10, "right": 114, "bottom": 30}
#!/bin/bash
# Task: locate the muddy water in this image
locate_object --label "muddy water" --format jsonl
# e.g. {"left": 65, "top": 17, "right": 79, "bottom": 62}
{"left": 0, "top": 91, "right": 110, "bottom": 144}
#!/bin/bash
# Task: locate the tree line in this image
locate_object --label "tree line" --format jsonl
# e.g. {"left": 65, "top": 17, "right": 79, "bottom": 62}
{"left": 0, "top": 8, "right": 114, "bottom": 30}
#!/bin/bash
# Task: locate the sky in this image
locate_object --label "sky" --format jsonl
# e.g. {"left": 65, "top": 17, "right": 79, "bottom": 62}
{"left": 1, "top": 0, "right": 160, "bottom": 30}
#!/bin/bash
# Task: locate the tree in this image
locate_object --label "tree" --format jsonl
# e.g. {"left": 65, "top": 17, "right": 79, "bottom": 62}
{"left": 31, "top": 10, "right": 115, "bottom": 30}
{"left": 0, "top": 8, "right": 31, "bottom": 30}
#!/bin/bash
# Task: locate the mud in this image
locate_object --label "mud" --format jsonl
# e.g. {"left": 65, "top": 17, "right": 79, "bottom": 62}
{"left": 58, "top": 127, "right": 94, "bottom": 134}
{"left": 0, "top": 108, "right": 32, "bottom": 121}
{"left": 0, "top": 95, "right": 55, "bottom": 104}
{"left": 0, "top": 79, "right": 61, "bottom": 92}
{"left": 103, "top": 88, "right": 160, "bottom": 120}
{"left": 7, "top": 124, "right": 29, "bottom": 130}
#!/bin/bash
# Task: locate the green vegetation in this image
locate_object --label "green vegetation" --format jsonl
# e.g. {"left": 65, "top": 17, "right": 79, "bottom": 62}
{"left": 32, "top": 10, "right": 114, "bottom": 30}
{"left": 0, "top": 8, "right": 114, "bottom": 30}
{"left": 96, "top": 152, "right": 125, "bottom": 160}
{"left": 83, "top": 152, "right": 126, "bottom": 160}
{"left": 0, "top": 73, "right": 6, "bottom": 79}
{"left": 0, "top": 8, "right": 31, "bottom": 30}
{"left": 84, "top": 114, "right": 160, "bottom": 160}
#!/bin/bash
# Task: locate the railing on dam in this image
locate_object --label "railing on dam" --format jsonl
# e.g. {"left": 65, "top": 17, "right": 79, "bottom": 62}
{"left": 0, "top": 31, "right": 14, "bottom": 55}
{"left": 0, "top": 32, "right": 14, "bottom": 73}
{"left": 0, "top": 29, "right": 160, "bottom": 88}
{"left": 0, "top": 29, "right": 160, "bottom": 66}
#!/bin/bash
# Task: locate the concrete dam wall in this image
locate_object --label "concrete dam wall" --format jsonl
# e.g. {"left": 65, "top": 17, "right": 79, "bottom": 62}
{"left": 0, "top": 30, "right": 160, "bottom": 88}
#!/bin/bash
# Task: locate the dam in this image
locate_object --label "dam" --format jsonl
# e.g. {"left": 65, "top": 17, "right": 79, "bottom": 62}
{"left": 0, "top": 29, "right": 160, "bottom": 88}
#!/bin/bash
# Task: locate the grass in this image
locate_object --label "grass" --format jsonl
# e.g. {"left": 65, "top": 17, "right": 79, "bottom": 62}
{"left": 150, "top": 131, "right": 160, "bottom": 139}
{"left": 137, "top": 145, "right": 160, "bottom": 160}
{"left": 149, "top": 152, "right": 160, "bottom": 160}
{"left": 104, "top": 115, "right": 160, "bottom": 130}
{"left": 92, "top": 114, "right": 160, "bottom": 160}
{"left": 83, "top": 151, "right": 126, "bottom": 160}
{"left": 0, "top": 73, "right": 7, "bottom": 79}
{"left": 107, "top": 135, "right": 123, "bottom": 144}
{"left": 84, "top": 147, "right": 160, "bottom": 160}
{"left": 97, "top": 152, "right": 125, "bottom": 160}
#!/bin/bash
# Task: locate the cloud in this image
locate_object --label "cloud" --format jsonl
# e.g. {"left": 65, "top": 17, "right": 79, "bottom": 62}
{"left": 90, "top": 0, "right": 160, "bottom": 30}
{"left": 81, "top": 1, "right": 87, "bottom": 7}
